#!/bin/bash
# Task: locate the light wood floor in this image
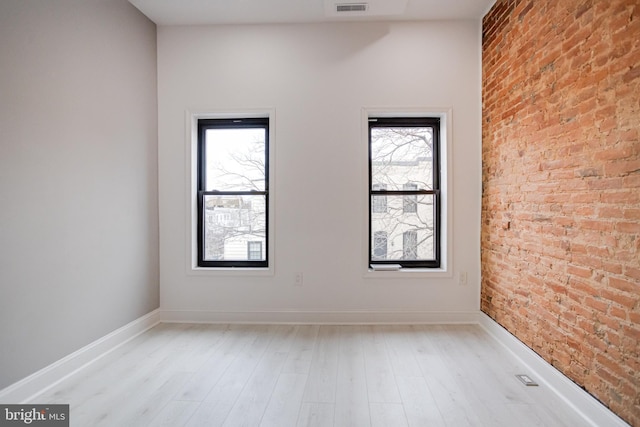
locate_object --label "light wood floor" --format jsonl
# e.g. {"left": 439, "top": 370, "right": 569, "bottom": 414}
{"left": 36, "top": 323, "right": 588, "bottom": 426}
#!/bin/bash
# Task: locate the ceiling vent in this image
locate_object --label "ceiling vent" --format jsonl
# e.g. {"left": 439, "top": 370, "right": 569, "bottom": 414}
{"left": 324, "top": 0, "right": 407, "bottom": 18}
{"left": 336, "top": 3, "right": 368, "bottom": 13}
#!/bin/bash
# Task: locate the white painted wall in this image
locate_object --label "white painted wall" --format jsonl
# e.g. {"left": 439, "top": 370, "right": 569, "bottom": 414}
{"left": 158, "top": 21, "right": 481, "bottom": 318}
{"left": 0, "top": 0, "right": 159, "bottom": 389}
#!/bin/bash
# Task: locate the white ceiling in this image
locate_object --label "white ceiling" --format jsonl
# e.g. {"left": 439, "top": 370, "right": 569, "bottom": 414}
{"left": 128, "top": 0, "right": 496, "bottom": 26}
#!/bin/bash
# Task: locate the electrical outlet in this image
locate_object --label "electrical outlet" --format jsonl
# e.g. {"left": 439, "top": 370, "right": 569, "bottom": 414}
{"left": 294, "top": 272, "right": 303, "bottom": 287}
{"left": 458, "top": 271, "right": 468, "bottom": 285}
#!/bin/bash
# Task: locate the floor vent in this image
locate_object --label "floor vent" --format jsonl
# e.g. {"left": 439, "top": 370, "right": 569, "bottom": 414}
{"left": 516, "top": 374, "right": 539, "bottom": 386}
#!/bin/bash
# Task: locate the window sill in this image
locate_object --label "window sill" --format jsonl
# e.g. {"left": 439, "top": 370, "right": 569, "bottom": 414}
{"left": 364, "top": 267, "right": 450, "bottom": 279}
{"left": 188, "top": 266, "right": 274, "bottom": 277}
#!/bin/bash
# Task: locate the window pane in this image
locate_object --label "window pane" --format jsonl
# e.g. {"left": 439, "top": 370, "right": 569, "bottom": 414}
{"left": 371, "top": 127, "right": 433, "bottom": 191}
{"left": 371, "top": 194, "right": 435, "bottom": 261}
{"left": 373, "top": 231, "right": 388, "bottom": 260}
{"left": 403, "top": 182, "right": 418, "bottom": 213}
{"left": 371, "top": 184, "right": 387, "bottom": 213}
{"left": 403, "top": 230, "right": 417, "bottom": 259}
{"left": 247, "top": 241, "right": 263, "bottom": 260}
{"left": 205, "top": 128, "right": 265, "bottom": 191}
{"left": 202, "top": 194, "right": 266, "bottom": 261}
{"left": 372, "top": 195, "right": 387, "bottom": 213}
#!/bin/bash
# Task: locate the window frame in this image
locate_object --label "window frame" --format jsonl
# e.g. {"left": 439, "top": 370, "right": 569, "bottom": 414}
{"left": 196, "top": 117, "right": 270, "bottom": 268}
{"left": 368, "top": 116, "right": 441, "bottom": 269}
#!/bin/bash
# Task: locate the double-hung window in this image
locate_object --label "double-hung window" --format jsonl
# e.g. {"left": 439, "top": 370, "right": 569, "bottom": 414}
{"left": 197, "top": 118, "right": 269, "bottom": 268}
{"left": 369, "top": 117, "right": 441, "bottom": 269}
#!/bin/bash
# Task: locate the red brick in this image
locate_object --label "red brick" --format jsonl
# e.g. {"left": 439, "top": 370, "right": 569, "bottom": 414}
{"left": 601, "top": 190, "right": 640, "bottom": 204}
{"left": 604, "top": 159, "right": 640, "bottom": 177}
{"left": 598, "top": 207, "right": 624, "bottom": 218}
{"left": 616, "top": 222, "right": 640, "bottom": 233}
{"left": 609, "top": 306, "right": 628, "bottom": 321}
{"left": 602, "top": 261, "right": 624, "bottom": 275}
{"left": 622, "top": 66, "right": 640, "bottom": 83}
{"left": 568, "top": 277, "right": 598, "bottom": 296}
{"left": 622, "top": 324, "right": 640, "bottom": 341}
{"left": 600, "top": 289, "right": 638, "bottom": 310}
{"left": 584, "top": 297, "right": 609, "bottom": 312}
{"left": 577, "top": 220, "right": 615, "bottom": 232}
{"left": 623, "top": 209, "right": 640, "bottom": 220}
{"left": 567, "top": 265, "right": 592, "bottom": 278}
{"left": 594, "top": 146, "right": 634, "bottom": 161}
{"left": 588, "top": 177, "right": 623, "bottom": 190}
{"left": 624, "top": 266, "right": 640, "bottom": 280}
{"left": 608, "top": 277, "right": 639, "bottom": 294}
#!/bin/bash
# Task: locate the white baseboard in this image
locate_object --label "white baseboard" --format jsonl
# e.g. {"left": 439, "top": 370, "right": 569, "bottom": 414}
{"left": 0, "top": 309, "right": 161, "bottom": 404}
{"left": 477, "top": 312, "right": 629, "bottom": 427}
{"left": 160, "top": 309, "right": 480, "bottom": 324}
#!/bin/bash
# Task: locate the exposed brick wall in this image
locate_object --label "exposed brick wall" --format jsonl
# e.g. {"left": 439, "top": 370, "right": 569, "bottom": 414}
{"left": 481, "top": 1, "right": 640, "bottom": 425}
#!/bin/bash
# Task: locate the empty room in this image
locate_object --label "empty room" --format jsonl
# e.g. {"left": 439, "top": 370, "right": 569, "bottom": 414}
{"left": 0, "top": 0, "right": 637, "bottom": 426}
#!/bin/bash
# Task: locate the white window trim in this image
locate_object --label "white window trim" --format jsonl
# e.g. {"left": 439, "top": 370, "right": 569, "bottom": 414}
{"left": 185, "top": 108, "right": 276, "bottom": 277}
{"left": 362, "top": 107, "right": 453, "bottom": 279}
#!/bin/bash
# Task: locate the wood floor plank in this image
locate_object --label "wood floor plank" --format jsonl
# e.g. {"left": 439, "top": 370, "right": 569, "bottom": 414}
{"left": 221, "top": 325, "right": 295, "bottom": 427}
{"left": 333, "top": 402, "right": 370, "bottom": 427}
{"left": 260, "top": 373, "right": 308, "bottom": 427}
{"left": 28, "top": 323, "right": 592, "bottom": 427}
{"left": 185, "top": 325, "right": 276, "bottom": 427}
{"left": 302, "top": 325, "right": 340, "bottom": 404}
{"left": 146, "top": 401, "right": 200, "bottom": 427}
{"left": 415, "top": 353, "right": 484, "bottom": 427}
{"left": 395, "top": 375, "right": 446, "bottom": 427}
{"left": 68, "top": 336, "right": 196, "bottom": 423}
{"left": 97, "top": 372, "right": 191, "bottom": 427}
{"left": 381, "top": 325, "right": 422, "bottom": 377}
{"left": 361, "top": 325, "right": 401, "bottom": 404}
{"left": 297, "top": 403, "right": 335, "bottom": 427}
{"left": 369, "top": 402, "right": 409, "bottom": 427}
{"left": 333, "top": 326, "right": 370, "bottom": 427}
{"left": 282, "top": 324, "right": 320, "bottom": 375}
{"left": 174, "top": 324, "right": 258, "bottom": 402}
